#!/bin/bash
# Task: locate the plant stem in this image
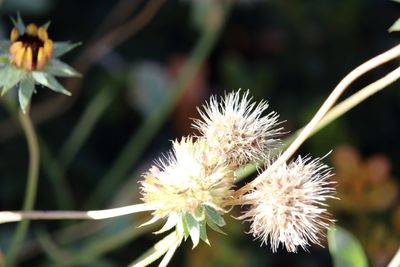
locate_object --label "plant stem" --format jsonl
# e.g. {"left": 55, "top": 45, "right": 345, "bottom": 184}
{"left": 129, "top": 231, "right": 180, "bottom": 267}
{"left": 388, "top": 247, "right": 400, "bottom": 267}
{"left": 6, "top": 111, "right": 40, "bottom": 267}
{"left": 312, "top": 65, "right": 400, "bottom": 134}
{"left": 236, "top": 43, "right": 400, "bottom": 196}
{"left": 0, "top": 203, "right": 154, "bottom": 224}
{"left": 236, "top": 65, "right": 400, "bottom": 182}
{"left": 84, "top": 3, "right": 231, "bottom": 209}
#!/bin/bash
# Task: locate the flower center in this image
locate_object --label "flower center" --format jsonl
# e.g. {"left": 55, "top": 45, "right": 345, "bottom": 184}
{"left": 9, "top": 23, "right": 53, "bottom": 71}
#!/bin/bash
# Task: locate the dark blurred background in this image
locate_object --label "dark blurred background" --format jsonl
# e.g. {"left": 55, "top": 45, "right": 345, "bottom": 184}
{"left": 0, "top": 0, "right": 400, "bottom": 266}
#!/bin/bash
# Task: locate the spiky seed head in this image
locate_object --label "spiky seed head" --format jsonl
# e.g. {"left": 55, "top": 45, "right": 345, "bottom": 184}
{"left": 140, "top": 137, "right": 235, "bottom": 221}
{"left": 192, "top": 90, "right": 282, "bottom": 166}
{"left": 239, "top": 156, "right": 336, "bottom": 252}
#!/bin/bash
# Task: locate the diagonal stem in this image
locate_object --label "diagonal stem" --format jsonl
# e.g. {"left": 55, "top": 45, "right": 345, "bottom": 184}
{"left": 236, "top": 43, "right": 400, "bottom": 196}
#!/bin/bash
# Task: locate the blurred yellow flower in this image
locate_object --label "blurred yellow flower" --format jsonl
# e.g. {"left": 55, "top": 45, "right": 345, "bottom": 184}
{"left": 9, "top": 24, "right": 53, "bottom": 71}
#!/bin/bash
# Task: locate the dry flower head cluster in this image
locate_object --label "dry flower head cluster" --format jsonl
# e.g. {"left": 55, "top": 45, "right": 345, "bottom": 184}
{"left": 139, "top": 90, "right": 336, "bottom": 254}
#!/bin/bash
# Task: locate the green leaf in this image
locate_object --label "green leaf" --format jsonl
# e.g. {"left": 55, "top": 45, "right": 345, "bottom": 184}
{"left": 328, "top": 225, "right": 369, "bottom": 267}
{"left": 389, "top": 18, "right": 400, "bottom": 32}
{"left": 184, "top": 213, "right": 200, "bottom": 249}
{"left": 32, "top": 71, "right": 71, "bottom": 96}
{"left": 129, "top": 231, "right": 179, "bottom": 267}
{"left": 11, "top": 13, "right": 25, "bottom": 33}
{"left": 1, "top": 65, "right": 26, "bottom": 95}
{"left": 18, "top": 76, "right": 35, "bottom": 113}
{"left": 42, "top": 21, "right": 51, "bottom": 30}
{"left": 44, "top": 59, "right": 81, "bottom": 77}
{"left": 53, "top": 42, "right": 81, "bottom": 58}
{"left": 204, "top": 205, "right": 226, "bottom": 227}
{"left": 199, "top": 220, "right": 210, "bottom": 246}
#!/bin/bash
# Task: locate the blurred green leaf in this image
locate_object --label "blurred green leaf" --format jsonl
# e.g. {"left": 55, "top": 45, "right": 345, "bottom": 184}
{"left": 45, "top": 59, "right": 81, "bottom": 77}
{"left": 328, "top": 225, "right": 369, "bottom": 267}
{"left": 32, "top": 71, "right": 71, "bottom": 96}
{"left": 1, "top": 65, "right": 25, "bottom": 95}
{"left": 389, "top": 18, "right": 400, "bottom": 32}
{"left": 199, "top": 220, "right": 210, "bottom": 245}
{"left": 18, "top": 75, "right": 35, "bottom": 113}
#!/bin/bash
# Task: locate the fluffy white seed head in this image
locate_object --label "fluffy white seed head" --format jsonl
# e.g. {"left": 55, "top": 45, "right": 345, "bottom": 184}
{"left": 140, "top": 137, "right": 235, "bottom": 220}
{"left": 192, "top": 90, "right": 282, "bottom": 166}
{"left": 239, "top": 156, "right": 336, "bottom": 253}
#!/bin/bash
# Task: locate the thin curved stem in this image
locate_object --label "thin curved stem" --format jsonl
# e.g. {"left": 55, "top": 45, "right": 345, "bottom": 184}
{"left": 0, "top": 203, "right": 154, "bottom": 224}
{"left": 6, "top": 111, "right": 40, "bottom": 266}
{"left": 312, "top": 65, "right": 400, "bottom": 134}
{"left": 236, "top": 43, "right": 400, "bottom": 196}
{"left": 235, "top": 65, "right": 400, "bottom": 183}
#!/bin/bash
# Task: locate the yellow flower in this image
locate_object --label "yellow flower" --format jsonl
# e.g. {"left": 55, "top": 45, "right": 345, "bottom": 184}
{"left": 9, "top": 23, "right": 53, "bottom": 71}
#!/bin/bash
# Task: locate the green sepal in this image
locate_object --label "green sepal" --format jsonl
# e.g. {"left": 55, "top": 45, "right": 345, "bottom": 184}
{"left": 32, "top": 71, "right": 71, "bottom": 96}
{"left": 1, "top": 65, "right": 26, "bottom": 96}
{"left": 389, "top": 18, "right": 400, "bottom": 32}
{"left": 11, "top": 13, "right": 25, "bottom": 33}
{"left": 184, "top": 213, "right": 200, "bottom": 249}
{"left": 176, "top": 215, "right": 190, "bottom": 241}
{"left": 204, "top": 205, "right": 226, "bottom": 227}
{"left": 18, "top": 75, "right": 35, "bottom": 113}
{"left": 206, "top": 216, "right": 226, "bottom": 235}
{"left": 42, "top": 21, "right": 51, "bottom": 30}
{"left": 44, "top": 59, "right": 81, "bottom": 77}
{"left": 199, "top": 219, "right": 210, "bottom": 246}
{"left": 53, "top": 42, "right": 82, "bottom": 58}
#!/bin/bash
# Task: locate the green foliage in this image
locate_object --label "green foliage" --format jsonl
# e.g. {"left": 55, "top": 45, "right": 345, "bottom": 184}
{"left": 0, "top": 65, "right": 26, "bottom": 95}
{"left": 32, "top": 71, "right": 71, "bottom": 96}
{"left": 328, "top": 225, "right": 369, "bottom": 267}
{"left": 18, "top": 75, "right": 35, "bottom": 113}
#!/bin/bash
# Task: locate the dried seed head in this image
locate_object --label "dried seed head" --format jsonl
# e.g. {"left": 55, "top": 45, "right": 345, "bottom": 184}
{"left": 239, "top": 156, "right": 336, "bottom": 252}
{"left": 140, "top": 137, "right": 235, "bottom": 220}
{"left": 192, "top": 90, "right": 282, "bottom": 166}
